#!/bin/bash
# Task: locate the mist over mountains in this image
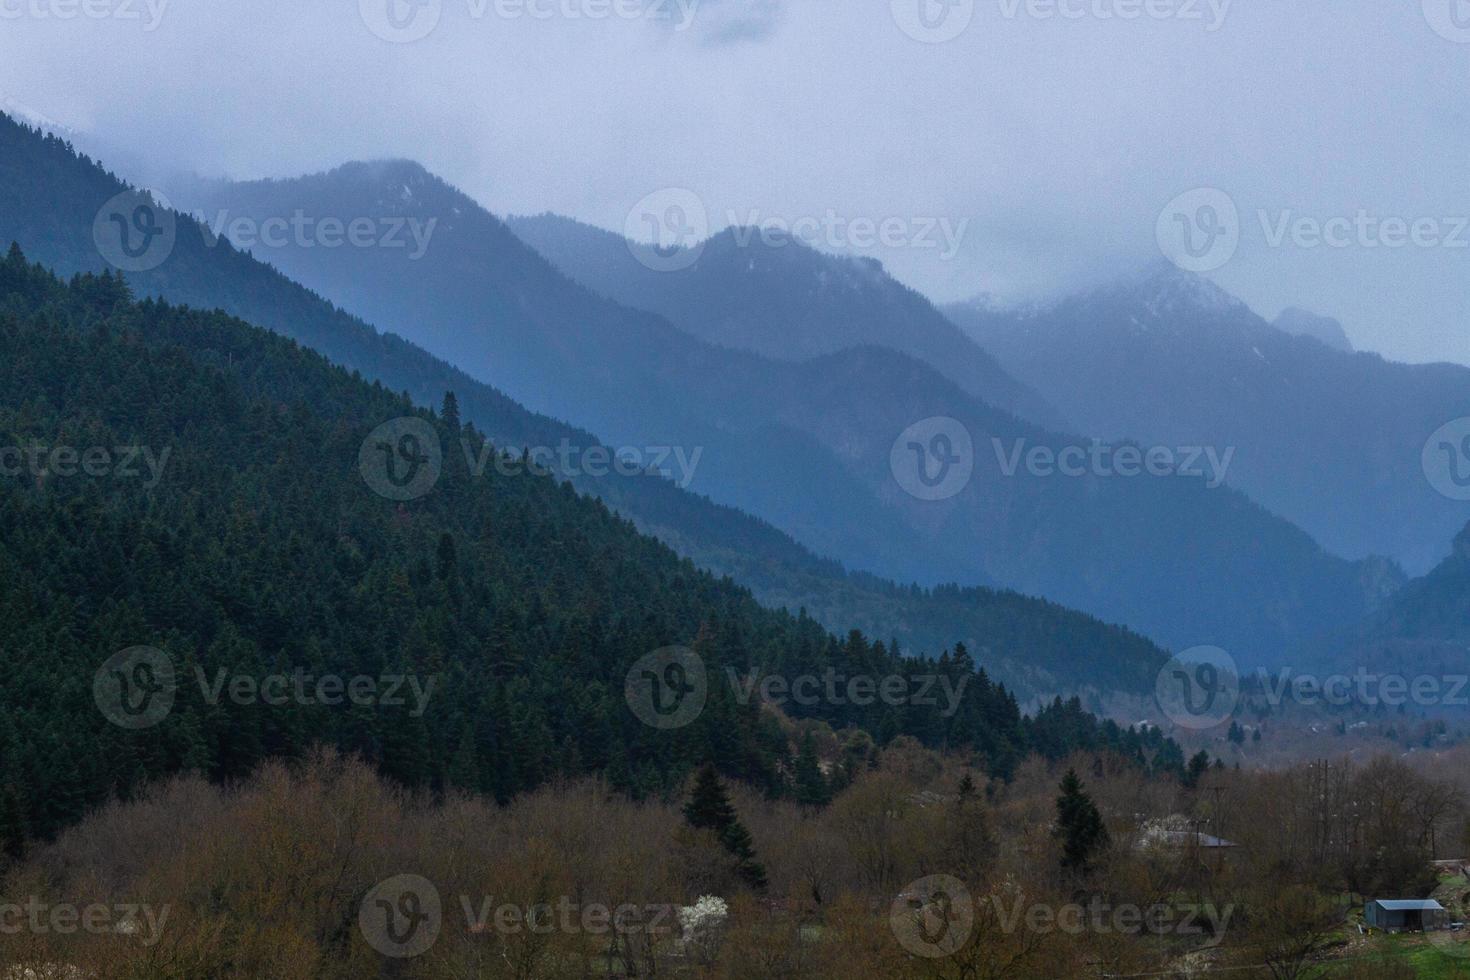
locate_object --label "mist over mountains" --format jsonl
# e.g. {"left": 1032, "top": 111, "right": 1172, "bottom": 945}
{"left": 7, "top": 108, "right": 1467, "bottom": 678}
{"left": 946, "top": 265, "right": 1470, "bottom": 575}
{"left": 165, "top": 152, "right": 1400, "bottom": 665}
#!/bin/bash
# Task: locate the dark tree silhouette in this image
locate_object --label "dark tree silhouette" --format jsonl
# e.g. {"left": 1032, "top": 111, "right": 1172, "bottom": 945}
{"left": 1055, "top": 769, "right": 1110, "bottom": 874}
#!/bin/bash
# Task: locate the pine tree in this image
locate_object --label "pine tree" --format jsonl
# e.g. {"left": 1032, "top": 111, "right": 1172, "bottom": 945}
{"left": 684, "top": 763, "right": 739, "bottom": 832}
{"left": 683, "top": 764, "right": 767, "bottom": 892}
{"left": 1054, "top": 769, "right": 1110, "bottom": 874}
{"left": 719, "top": 819, "right": 768, "bottom": 892}
{"left": 1183, "top": 750, "right": 1211, "bottom": 788}
{"left": 441, "top": 390, "right": 461, "bottom": 430}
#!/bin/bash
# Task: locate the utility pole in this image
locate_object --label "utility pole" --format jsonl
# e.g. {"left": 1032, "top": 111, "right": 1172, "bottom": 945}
{"left": 1207, "top": 784, "right": 1228, "bottom": 877}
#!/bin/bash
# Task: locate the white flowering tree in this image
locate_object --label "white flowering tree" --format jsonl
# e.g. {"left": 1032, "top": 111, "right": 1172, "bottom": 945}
{"left": 678, "top": 895, "right": 729, "bottom": 964}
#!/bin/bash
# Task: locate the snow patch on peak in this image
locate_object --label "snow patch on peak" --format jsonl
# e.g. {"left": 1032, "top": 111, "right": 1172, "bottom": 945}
{"left": 1021, "top": 262, "right": 1250, "bottom": 324}
{"left": 1128, "top": 262, "right": 1248, "bottom": 320}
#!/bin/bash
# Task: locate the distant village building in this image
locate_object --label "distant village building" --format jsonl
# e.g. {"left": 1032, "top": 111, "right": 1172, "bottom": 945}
{"left": 1135, "top": 815, "right": 1238, "bottom": 854}
{"left": 1364, "top": 899, "right": 1447, "bottom": 933}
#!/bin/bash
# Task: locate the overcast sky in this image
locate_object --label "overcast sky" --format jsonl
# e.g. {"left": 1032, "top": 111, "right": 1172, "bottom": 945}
{"left": 3, "top": 0, "right": 1467, "bottom": 364}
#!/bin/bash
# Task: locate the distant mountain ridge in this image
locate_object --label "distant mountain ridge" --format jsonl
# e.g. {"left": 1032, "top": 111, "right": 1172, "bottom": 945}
{"left": 171, "top": 160, "right": 981, "bottom": 588}
{"left": 1366, "top": 521, "right": 1470, "bottom": 642}
{"left": 946, "top": 264, "right": 1470, "bottom": 574}
{"left": 167, "top": 155, "right": 1393, "bottom": 664}
{"left": 506, "top": 213, "right": 1064, "bottom": 429}
{"left": 1313, "top": 521, "right": 1470, "bottom": 681}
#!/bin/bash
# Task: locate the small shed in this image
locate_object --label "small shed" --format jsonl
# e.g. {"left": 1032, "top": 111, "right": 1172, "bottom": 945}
{"left": 1365, "top": 899, "right": 1447, "bottom": 932}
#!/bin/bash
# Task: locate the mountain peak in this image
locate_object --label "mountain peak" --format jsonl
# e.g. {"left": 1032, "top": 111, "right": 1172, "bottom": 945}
{"left": 1116, "top": 261, "right": 1249, "bottom": 319}
{"left": 1027, "top": 262, "right": 1251, "bottom": 325}
{"left": 704, "top": 226, "right": 890, "bottom": 277}
{"left": 326, "top": 158, "right": 436, "bottom": 193}
{"left": 218, "top": 158, "right": 483, "bottom": 230}
{"left": 335, "top": 157, "right": 430, "bottom": 178}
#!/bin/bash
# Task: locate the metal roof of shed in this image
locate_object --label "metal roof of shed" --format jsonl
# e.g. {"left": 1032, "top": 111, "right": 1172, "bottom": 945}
{"left": 1371, "top": 900, "right": 1446, "bottom": 911}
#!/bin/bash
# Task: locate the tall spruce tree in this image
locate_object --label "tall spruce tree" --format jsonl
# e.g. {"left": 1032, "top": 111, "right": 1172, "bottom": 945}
{"left": 1054, "top": 769, "right": 1110, "bottom": 874}
{"left": 684, "top": 764, "right": 768, "bottom": 891}
{"left": 1184, "top": 750, "right": 1212, "bottom": 789}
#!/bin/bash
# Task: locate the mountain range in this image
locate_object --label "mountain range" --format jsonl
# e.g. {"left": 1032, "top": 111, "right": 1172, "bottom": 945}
{"left": 169, "top": 158, "right": 1394, "bottom": 664}
{"left": 0, "top": 108, "right": 1461, "bottom": 699}
{"left": 506, "top": 213, "right": 1062, "bottom": 428}
{"left": 945, "top": 267, "right": 1470, "bottom": 575}
{"left": 0, "top": 112, "right": 1173, "bottom": 698}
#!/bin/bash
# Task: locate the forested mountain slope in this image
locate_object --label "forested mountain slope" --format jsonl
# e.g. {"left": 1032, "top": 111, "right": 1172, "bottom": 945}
{"left": 0, "top": 111, "right": 1176, "bottom": 699}
{"left": 0, "top": 249, "right": 1180, "bottom": 847}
